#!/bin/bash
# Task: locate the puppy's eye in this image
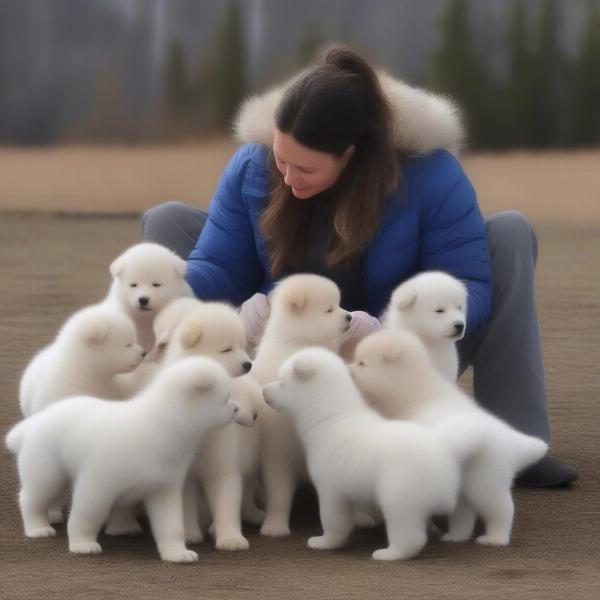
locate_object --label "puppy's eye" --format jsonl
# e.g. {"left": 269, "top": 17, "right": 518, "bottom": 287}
{"left": 458, "top": 306, "right": 463, "bottom": 311}
{"left": 357, "top": 361, "right": 365, "bottom": 367}
{"left": 130, "top": 283, "right": 138, "bottom": 288}
{"left": 220, "top": 347, "right": 233, "bottom": 353}
{"left": 325, "top": 307, "right": 334, "bottom": 313}
{"left": 435, "top": 308, "right": 445, "bottom": 314}
{"left": 152, "top": 283, "right": 162, "bottom": 288}
{"left": 126, "top": 343, "right": 133, "bottom": 348}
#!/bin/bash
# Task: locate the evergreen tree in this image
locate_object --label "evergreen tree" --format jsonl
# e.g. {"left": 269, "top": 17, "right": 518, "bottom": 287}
{"left": 297, "top": 24, "right": 323, "bottom": 67}
{"left": 505, "top": 0, "right": 535, "bottom": 147}
{"left": 529, "top": 0, "right": 565, "bottom": 147}
{"left": 431, "top": 0, "right": 492, "bottom": 148}
{"left": 569, "top": 0, "right": 600, "bottom": 145}
{"left": 212, "top": 0, "right": 246, "bottom": 130}
{"left": 164, "top": 39, "right": 189, "bottom": 110}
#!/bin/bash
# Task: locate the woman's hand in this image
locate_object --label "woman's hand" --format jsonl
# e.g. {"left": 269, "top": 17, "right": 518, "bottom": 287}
{"left": 339, "top": 311, "right": 382, "bottom": 361}
{"left": 240, "top": 292, "right": 271, "bottom": 347}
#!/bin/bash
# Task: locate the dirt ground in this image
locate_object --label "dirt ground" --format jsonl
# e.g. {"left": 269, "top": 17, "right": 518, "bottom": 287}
{"left": 1, "top": 147, "right": 599, "bottom": 599}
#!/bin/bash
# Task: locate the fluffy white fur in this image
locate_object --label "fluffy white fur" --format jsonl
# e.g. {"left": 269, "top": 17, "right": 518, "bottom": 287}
{"left": 6, "top": 357, "right": 238, "bottom": 562}
{"left": 19, "top": 305, "right": 144, "bottom": 417}
{"left": 142, "top": 301, "right": 261, "bottom": 550}
{"left": 263, "top": 347, "right": 480, "bottom": 560}
{"left": 382, "top": 271, "right": 467, "bottom": 381}
{"left": 351, "top": 330, "right": 549, "bottom": 546}
{"left": 251, "top": 274, "right": 352, "bottom": 537}
{"left": 184, "top": 374, "right": 265, "bottom": 550}
{"left": 113, "top": 299, "right": 236, "bottom": 398}
{"left": 163, "top": 302, "right": 252, "bottom": 377}
{"left": 234, "top": 68, "right": 464, "bottom": 156}
{"left": 146, "top": 296, "right": 203, "bottom": 361}
{"left": 103, "top": 243, "right": 193, "bottom": 351}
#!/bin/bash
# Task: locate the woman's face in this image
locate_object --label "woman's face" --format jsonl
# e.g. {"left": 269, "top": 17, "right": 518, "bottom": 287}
{"left": 273, "top": 130, "right": 354, "bottom": 199}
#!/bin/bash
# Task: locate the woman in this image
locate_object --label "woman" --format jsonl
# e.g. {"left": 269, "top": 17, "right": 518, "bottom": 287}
{"left": 142, "top": 45, "right": 576, "bottom": 488}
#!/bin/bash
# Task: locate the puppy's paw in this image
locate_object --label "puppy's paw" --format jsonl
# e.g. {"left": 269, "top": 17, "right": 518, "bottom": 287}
{"left": 372, "top": 547, "right": 406, "bottom": 561}
{"left": 69, "top": 541, "right": 102, "bottom": 554}
{"left": 441, "top": 532, "right": 471, "bottom": 543}
{"left": 260, "top": 521, "right": 291, "bottom": 538}
{"left": 49, "top": 510, "right": 64, "bottom": 525}
{"left": 307, "top": 535, "right": 346, "bottom": 550}
{"left": 475, "top": 534, "right": 509, "bottom": 547}
{"left": 160, "top": 547, "right": 199, "bottom": 563}
{"left": 25, "top": 525, "right": 56, "bottom": 538}
{"left": 216, "top": 534, "right": 249, "bottom": 551}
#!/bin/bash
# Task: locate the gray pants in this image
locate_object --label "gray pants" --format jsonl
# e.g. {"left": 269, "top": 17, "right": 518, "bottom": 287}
{"left": 142, "top": 201, "right": 551, "bottom": 442}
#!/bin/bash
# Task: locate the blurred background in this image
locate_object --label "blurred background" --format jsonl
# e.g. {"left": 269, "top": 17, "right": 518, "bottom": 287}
{"left": 0, "top": 0, "right": 598, "bottom": 217}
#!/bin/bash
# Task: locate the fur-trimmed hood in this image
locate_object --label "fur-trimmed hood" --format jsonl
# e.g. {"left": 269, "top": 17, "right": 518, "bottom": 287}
{"left": 233, "top": 69, "right": 464, "bottom": 156}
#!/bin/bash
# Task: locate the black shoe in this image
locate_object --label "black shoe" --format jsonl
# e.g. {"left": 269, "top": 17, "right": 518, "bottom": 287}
{"left": 515, "top": 454, "right": 578, "bottom": 488}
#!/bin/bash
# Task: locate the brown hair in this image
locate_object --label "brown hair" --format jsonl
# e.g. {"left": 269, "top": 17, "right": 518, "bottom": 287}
{"left": 261, "top": 44, "right": 402, "bottom": 277}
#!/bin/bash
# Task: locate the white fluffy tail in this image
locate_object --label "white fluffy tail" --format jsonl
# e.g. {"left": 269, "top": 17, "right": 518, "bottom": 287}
{"left": 5, "top": 421, "right": 27, "bottom": 454}
{"left": 433, "top": 416, "right": 484, "bottom": 463}
{"left": 512, "top": 431, "right": 548, "bottom": 473}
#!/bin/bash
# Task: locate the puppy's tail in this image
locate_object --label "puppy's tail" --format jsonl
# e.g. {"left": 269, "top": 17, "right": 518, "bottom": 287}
{"left": 511, "top": 431, "right": 548, "bottom": 473}
{"left": 433, "top": 416, "right": 484, "bottom": 463}
{"left": 5, "top": 421, "right": 27, "bottom": 454}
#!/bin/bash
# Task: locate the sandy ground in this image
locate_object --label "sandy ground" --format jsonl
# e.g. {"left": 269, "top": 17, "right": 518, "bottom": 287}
{"left": 1, "top": 148, "right": 599, "bottom": 599}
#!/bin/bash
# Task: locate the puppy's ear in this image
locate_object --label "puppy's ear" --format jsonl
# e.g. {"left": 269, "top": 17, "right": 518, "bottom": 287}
{"left": 172, "top": 255, "right": 187, "bottom": 279}
{"left": 195, "top": 373, "right": 215, "bottom": 393}
{"left": 288, "top": 290, "right": 307, "bottom": 314}
{"left": 83, "top": 321, "right": 110, "bottom": 345}
{"left": 394, "top": 283, "right": 417, "bottom": 310}
{"left": 109, "top": 255, "right": 125, "bottom": 278}
{"left": 292, "top": 356, "right": 316, "bottom": 381}
{"left": 181, "top": 321, "right": 203, "bottom": 348}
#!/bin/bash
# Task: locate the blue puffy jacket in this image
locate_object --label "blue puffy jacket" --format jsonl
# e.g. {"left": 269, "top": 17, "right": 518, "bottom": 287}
{"left": 187, "top": 142, "right": 493, "bottom": 331}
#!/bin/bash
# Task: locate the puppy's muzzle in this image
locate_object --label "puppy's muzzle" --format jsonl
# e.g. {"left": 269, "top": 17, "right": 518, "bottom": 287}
{"left": 138, "top": 296, "right": 152, "bottom": 311}
{"left": 450, "top": 321, "right": 465, "bottom": 339}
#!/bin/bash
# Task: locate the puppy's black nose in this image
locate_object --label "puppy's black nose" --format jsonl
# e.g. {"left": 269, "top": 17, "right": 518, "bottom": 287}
{"left": 139, "top": 297, "right": 149, "bottom": 307}
{"left": 345, "top": 313, "right": 352, "bottom": 322}
{"left": 454, "top": 322, "right": 464, "bottom": 334}
{"left": 253, "top": 413, "right": 258, "bottom": 422}
{"left": 242, "top": 361, "right": 252, "bottom": 373}
{"left": 141, "top": 351, "right": 147, "bottom": 358}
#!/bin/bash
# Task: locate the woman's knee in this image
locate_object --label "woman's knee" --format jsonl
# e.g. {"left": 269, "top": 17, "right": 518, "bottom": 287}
{"left": 142, "top": 200, "right": 190, "bottom": 232}
{"left": 485, "top": 210, "right": 537, "bottom": 261}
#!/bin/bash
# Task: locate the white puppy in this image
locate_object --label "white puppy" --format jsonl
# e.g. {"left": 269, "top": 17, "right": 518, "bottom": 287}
{"left": 382, "top": 271, "right": 467, "bottom": 381}
{"left": 19, "top": 305, "right": 145, "bottom": 417}
{"left": 103, "top": 243, "right": 193, "bottom": 351}
{"left": 263, "top": 347, "right": 480, "bottom": 560}
{"left": 351, "top": 330, "right": 548, "bottom": 546}
{"left": 250, "top": 274, "right": 352, "bottom": 537}
{"left": 184, "top": 374, "right": 265, "bottom": 550}
{"left": 163, "top": 303, "right": 252, "bottom": 377}
{"left": 6, "top": 357, "right": 238, "bottom": 562}
{"left": 147, "top": 302, "right": 260, "bottom": 550}
{"left": 146, "top": 297, "right": 203, "bottom": 361}
{"left": 113, "top": 297, "right": 205, "bottom": 397}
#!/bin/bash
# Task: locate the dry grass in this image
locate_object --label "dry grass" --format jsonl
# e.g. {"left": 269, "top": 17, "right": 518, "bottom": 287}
{"left": 1, "top": 142, "right": 599, "bottom": 226}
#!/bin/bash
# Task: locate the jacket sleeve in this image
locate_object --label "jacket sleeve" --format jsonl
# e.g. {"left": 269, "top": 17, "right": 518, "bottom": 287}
{"left": 186, "top": 145, "right": 265, "bottom": 305}
{"left": 418, "top": 151, "right": 493, "bottom": 331}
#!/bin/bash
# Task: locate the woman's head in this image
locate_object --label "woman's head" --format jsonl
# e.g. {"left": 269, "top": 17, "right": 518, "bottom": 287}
{"left": 262, "top": 45, "right": 401, "bottom": 276}
{"left": 272, "top": 129, "right": 354, "bottom": 199}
